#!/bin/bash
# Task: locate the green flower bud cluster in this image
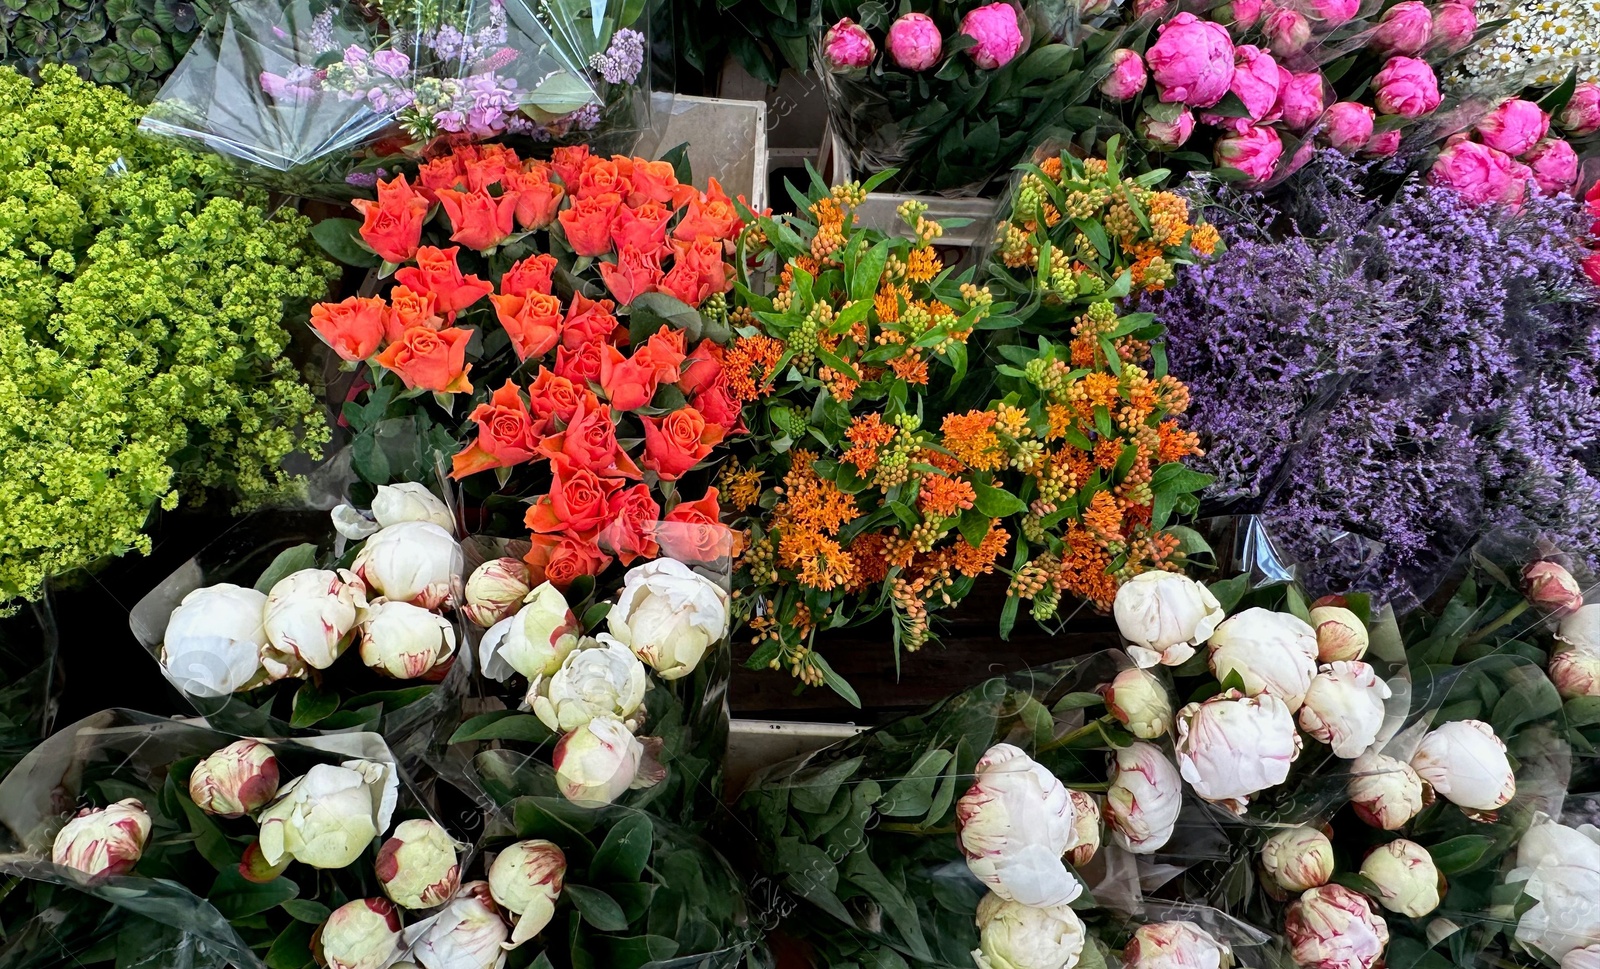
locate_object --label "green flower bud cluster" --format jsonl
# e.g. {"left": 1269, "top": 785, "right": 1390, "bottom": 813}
{"left": 0, "top": 66, "right": 337, "bottom": 608}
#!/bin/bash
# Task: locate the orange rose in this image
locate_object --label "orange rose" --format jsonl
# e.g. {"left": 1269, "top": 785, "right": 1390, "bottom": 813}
{"left": 691, "top": 374, "right": 746, "bottom": 434}
{"left": 661, "top": 235, "right": 730, "bottom": 307}
{"left": 451, "top": 381, "right": 541, "bottom": 478}
{"left": 311, "top": 296, "right": 389, "bottom": 361}
{"left": 524, "top": 456, "right": 621, "bottom": 537}
{"left": 626, "top": 158, "right": 695, "bottom": 207}
{"left": 555, "top": 341, "right": 605, "bottom": 385}
{"left": 351, "top": 173, "right": 430, "bottom": 264}
{"left": 661, "top": 488, "right": 733, "bottom": 563}
{"left": 503, "top": 162, "right": 564, "bottom": 229}
{"left": 550, "top": 145, "right": 592, "bottom": 189}
{"left": 597, "top": 243, "right": 665, "bottom": 306}
{"left": 672, "top": 177, "right": 744, "bottom": 243}
{"left": 642, "top": 407, "right": 725, "bottom": 480}
{"left": 489, "top": 291, "right": 563, "bottom": 361}
{"left": 462, "top": 143, "right": 520, "bottom": 190}
{"left": 637, "top": 326, "right": 687, "bottom": 384}
{"left": 527, "top": 367, "right": 589, "bottom": 432}
{"left": 500, "top": 253, "right": 558, "bottom": 298}
{"left": 375, "top": 325, "right": 473, "bottom": 393}
{"left": 609, "top": 200, "right": 672, "bottom": 252}
{"left": 560, "top": 292, "right": 620, "bottom": 350}
{"left": 597, "top": 483, "right": 661, "bottom": 565}
{"left": 439, "top": 187, "right": 519, "bottom": 252}
{"left": 523, "top": 534, "right": 611, "bottom": 591}
{"left": 385, "top": 285, "right": 444, "bottom": 341}
{"left": 599, "top": 345, "right": 661, "bottom": 412}
{"left": 678, "top": 341, "right": 723, "bottom": 395}
{"left": 558, "top": 193, "right": 622, "bottom": 258}
{"left": 416, "top": 155, "right": 466, "bottom": 202}
{"left": 395, "top": 246, "right": 495, "bottom": 315}
{"left": 538, "top": 395, "right": 640, "bottom": 478}
{"left": 576, "top": 156, "right": 630, "bottom": 200}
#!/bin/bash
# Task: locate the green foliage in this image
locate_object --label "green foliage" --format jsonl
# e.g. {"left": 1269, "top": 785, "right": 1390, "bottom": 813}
{"left": 0, "top": 0, "right": 213, "bottom": 102}
{"left": 0, "top": 65, "right": 337, "bottom": 607}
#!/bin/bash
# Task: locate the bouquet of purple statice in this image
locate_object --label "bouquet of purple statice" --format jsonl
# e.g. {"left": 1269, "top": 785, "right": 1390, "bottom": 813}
{"left": 1148, "top": 149, "right": 1600, "bottom": 608}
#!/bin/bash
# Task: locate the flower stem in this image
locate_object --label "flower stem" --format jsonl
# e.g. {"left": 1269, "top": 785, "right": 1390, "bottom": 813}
{"left": 1463, "top": 600, "right": 1529, "bottom": 648}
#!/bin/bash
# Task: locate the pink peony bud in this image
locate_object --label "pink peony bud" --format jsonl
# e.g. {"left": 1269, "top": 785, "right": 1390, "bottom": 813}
{"left": 189, "top": 739, "right": 280, "bottom": 818}
{"left": 1372, "top": 56, "right": 1441, "bottom": 118}
{"left": 1214, "top": 124, "right": 1286, "bottom": 186}
{"left": 376, "top": 818, "right": 462, "bottom": 910}
{"left": 1430, "top": 1, "right": 1478, "bottom": 53}
{"left": 1261, "top": 826, "right": 1335, "bottom": 893}
{"left": 1147, "top": 12, "right": 1237, "bottom": 108}
{"left": 239, "top": 839, "right": 291, "bottom": 883}
{"left": 1101, "top": 48, "right": 1149, "bottom": 101}
{"left": 1558, "top": 82, "right": 1600, "bottom": 136}
{"left": 1104, "top": 666, "right": 1173, "bottom": 739}
{"left": 1228, "top": 44, "right": 1284, "bottom": 122}
{"left": 1064, "top": 788, "right": 1102, "bottom": 867}
{"left": 1105, "top": 742, "right": 1183, "bottom": 854}
{"left": 1218, "top": 0, "right": 1264, "bottom": 31}
{"left": 887, "top": 13, "right": 943, "bottom": 71}
{"left": 1139, "top": 103, "right": 1198, "bottom": 147}
{"left": 1309, "top": 604, "right": 1369, "bottom": 661}
{"left": 957, "top": 743, "right": 1081, "bottom": 906}
{"left": 960, "top": 2, "right": 1026, "bottom": 70}
{"left": 1550, "top": 648, "right": 1600, "bottom": 699}
{"left": 1363, "top": 129, "right": 1403, "bottom": 156}
{"left": 51, "top": 799, "right": 151, "bottom": 878}
{"left": 1286, "top": 885, "right": 1390, "bottom": 969}
{"left": 1175, "top": 690, "right": 1303, "bottom": 814}
{"left": 1263, "top": 7, "right": 1312, "bottom": 55}
{"left": 1348, "top": 752, "right": 1426, "bottom": 830}
{"left": 1298, "top": 660, "right": 1391, "bottom": 758}
{"left": 823, "top": 19, "right": 875, "bottom": 71}
{"left": 316, "top": 899, "right": 402, "bottom": 969}
{"left": 1525, "top": 560, "right": 1586, "bottom": 615}
{"left": 1528, "top": 139, "right": 1577, "bottom": 196}
{"left": 1429, "top": 140, "right": 1520, "bottom": 205}
{"left": 1309, "top": 0, "right": 1361, "bottom": 26}
{"left": 1372, "top": 1, "right": 1432, "bottom": 55}
{"left": 1557, "top": 604, "right": 1600, "bottom": 653}
{"left": 1126, "top": 922, "right": 1233, "bottom": 969}
{"left": 1475, "top": 97, "right": 1550, "bottom": 155}
{"left": 1277, "top": 71, "right": 1326, "bottom": 131}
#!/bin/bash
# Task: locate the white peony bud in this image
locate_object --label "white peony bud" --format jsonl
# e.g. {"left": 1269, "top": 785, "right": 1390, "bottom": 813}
{"left": 352, "top": 521, "right": 464, "bottom": 611}
{"left": 462, "top": 558, "right": 533, "bottom": 628}
{"left": 1298, "top": 662, "right": 1392, "bottom": 758}
{"left": 372, "top": 483, "right": 455, "bottom": 532}
{"left": 1348, "top": 752, "right": 1426, "bottom": 830}
{"left": 479, "top": 582, "right": 580, "bottom": 682}
{"left": 189, "top": 739, "right": 280, "bottom": 818}
{"left": 1360, "top": 839, "right": 1442, "bottom": 917}
{"left": 553, "top": 716, "right": 663, "bottom": 807}
{"left": 972, "top": 891, "right": 1086, "bottom": 969}
{"left": 405, "top": 881, "right": 509, "bottom": 969}
{"left": 1175, "top": 690, "right": 1302, "bottom": 814}
{"left": 378, "top": 818, "right": 462, "bottom": 910}
{"left": 51, "top": 798, "right": 151, "bottom": 878}
{"left": 359, "top": 599, "right": 457, "bottom": 680}
{"left": 317, "top": 898, "right": 402, "bottom": 969}
{"left": 1410, "top": 719, "right": 1515, "bottom": 812}
{"left": 1206, "top": 608, "right": 1319, "bottom": 711}
{"left": 1550, "top": 648, "right": 1600, "bottom": 699}
{"left": 1260, "top": 826, "right": 1334, "bottom": 893}
{"left": 956, "top": 743, "right": 1081, "bottom": 907}
{"left": 1563, "top": 947, "right": 1600, "bottom": 969}
{"left": 258, "top": 760, "right": 392, "bottom": 870}
{"left": 530, "top": 635, "right": 649, "bottom": 732}
{"left": 1285, "top": 885, "right": 1389, "bottom": 969}
{"left": 160, "top": 584, "right": 268, "bottom": 697}
{"left": 1309, "top": 605, "right": 1369, "bottom": 662}
{"left": 488, "top": 839, "right": 566, "bottom": 949}
{"left": 262, "top": 568, "right": 368, "bottom": 678}
{"left": 1113, "top": 572, "right": 1225, "bottom": 669}
{"left": 1525, "top": 561, "right": 1586, "bottom": 618}
{"left": 1105, "top": 742, "right": 1183, "bottom": 854}
{"left": 607, "top": 559, "right": 730, "bottom": 680}
{"left": 1065, "top": 789, "right": 1102, "bottom": 867}
{"left": 1104, "top": 667, "right": 1173, "bottom": 739}
{"left": 1123, "top": 921, "right": 1232, "bottom": 969}
{"left": 1557, "top": 604, "right": 1600, "bottom": 654}
{"left": 1509, "top": 817, "right": 1600, "bottom": 960}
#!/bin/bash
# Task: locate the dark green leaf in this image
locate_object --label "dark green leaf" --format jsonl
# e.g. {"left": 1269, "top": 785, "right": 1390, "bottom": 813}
{"left": 254, "top": 543, "right": 319, "bottom": 593}
{"left": 311, "top": 218, "right": 381, "bottom": 268}
{"left": 208, "top": 868, "right": 298, "bottom": 919}
{"left": 1428, "top": 835, "right": 1494, "bottom": 875}
{"left": 591, "top": 814, "right": 653, "bottom": 884}
{"left": 972, "top": 479, "right": 1027, "bottom": 518}
{"left": 281, "top": 899, "right": 332, "bottom": 923}
{"left": 264, "top": 919, "right": 315, "bottom": 969}
{"left": 290, "top": 680, "right": 339, "bottom": 728}
{"left": 450, "top": 711, "right": 557, "bottom": 745}
{"left": 565, "top": 884, "right": 630, "bottom": 931}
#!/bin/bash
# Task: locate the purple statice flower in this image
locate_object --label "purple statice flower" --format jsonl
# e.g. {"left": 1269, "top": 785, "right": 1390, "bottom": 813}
{"left": 345, "top": 171, "right": 381, "bottom": 187}
{"left": 308, "top": 9, "right": 336, "bottom": 53}
{"left": 589, "top": 28, "right": 646, "bottom": 84}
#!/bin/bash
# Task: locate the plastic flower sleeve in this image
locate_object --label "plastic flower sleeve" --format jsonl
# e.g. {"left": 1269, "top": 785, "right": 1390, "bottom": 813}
{"left": 0, "top": 709, "right": 433, "bottom": 969}
{"left": 0, "top": 590, "right": 62, "bottom": 782}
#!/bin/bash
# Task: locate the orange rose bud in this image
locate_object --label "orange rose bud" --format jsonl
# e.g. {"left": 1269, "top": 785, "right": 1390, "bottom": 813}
{"left": 311, "top": 296, "right": 390, "bottom": 361}
{"left": 395, "top": 246, "right": 495, "bottom": 315}
{"left": 672, "top": 177, "right": 744, "bottom": 243}
{"left": 610, "top": 200, "right": 673, "bottom": 252}
{"left": 626, "top": 157, "right": 694, "bottom": 207}
{"left": 501, "top": 253, "right": 559, "bottom": 298}
{"left": 462, "top": 143, "right": 520, "bottom": 190}
{"left": 438, "top": 186, "right": 519, "bottom": 252}
{"left": 555, "top": 340, "right": 605, "bottom": 385}
{"left": 502, "top": 162, "right": 565, "bottom": 229}
{"left": 386, "top": 285, "right": 444, "bottom": 341}
{"left": 490, "top": 291, "right": 563, "bottom": 361}
{"left": 598, "top": 244, "right": 665, "bottom": 306}
{"left": 351, "top": 173, "right": 431, "bottom": 264}
{"left": 527, "top": 367, "right": 589, "bottom": 432}
{"left": 576, "top": 156, "right": 630, "bottom": 200}
{"left": 416, "top": 154, "right": 465, "bottom": 202}
{"left": 524, "top": 457, "right": 622, "bottom": 537}
{"left": 599, "top": 345, "right": 662, "bottom": 412}
{"left": 642, "top": 407, "right": 725, "bottom": 480}
{"left": 452, "top": 380, "right": 540, "bottom": 478}
{"left": 559, "top": 193, "right": 622, "bottom": 258}
{"left": 523, "top": 533, "right": 611, "bottom": 591}
{"left": 692, "top": 375, "right": 746, "bottom": 434}
{"left": 550, "top": 145, "right": 592, "bottom": 189}
{"left": 561, "top": 292, "right": 621, "bottom": 349}
{"left": 638, "top": 326, "right": 687, "bottom": 383}
{"left": 376, "top": 325, "right": 474, "bottom": 393}
{"left": 538, "top": 396, "right": 640, "bottom": 478}
{"left": 598, "top": 483, "right": 661, "bottom": 565}
{"left": 661, "top": 487, "right": 732, "bottom": 563}
{"left": 678, "top": 342, "right": 724, "bottom": 395}
{"left": 661, "top": 235, "right": 731, "bottom": 307}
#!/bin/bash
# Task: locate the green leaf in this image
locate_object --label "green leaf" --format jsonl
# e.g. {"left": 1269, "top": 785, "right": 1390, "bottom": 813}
{"left": 958, "top": 507, "right": 992, "bottom": 548}
{"left": 811, "top": 652, "right": 861, "bottom": 708}
{"left": 1565, "top": 696, "right": 1600, "bottom": 727}
{"left": 311, "top": 218, "right": 381, "bottom": 268}
{"left": 281, "top": 899, "right": 332, "bottom": 923}
{"left": 628, "top": 291, "right": 703, "bottom": 342}
{"left": 565, "top": 884, "right": 630, "bottom": 931}
{"left": 450, "top": 711, "right": 557, "bottom": 745}
{"left": 591, "top": 814, "right": 653, "bottom": 884}
{"left": 264, "top": 920, "right": 316, "bottom": 969}
{"left": 208, "top": 868, "right": 299, "bottom": 920}
{"left": 789, "top": 756, "right": 865, "bottom": 814}
{"left": 1428, "top": 835, "right": 1494, "bottom": 875}
{"left": 1491, "top": 672, "right": 1562, "bottom": 736}
{"left": 1208, "top": 575, "right": 1250, "bottom": 614}
{"left": 175, "top": 787, "right": 241, "bottom": 870}
{"left": 972, "top": 479, "right": 1027, "bottom": 518}
{"left": 878, "top": 748, "right": 954, "bottom": 817}
{"left": 527, "top": 71, "right": 597, "bottom": 117}
{"left": 849, "top": 239, "right": 890, "bottom": 302}
{"left": 1284, "top": 585, "right": 1314, "bottom": 625}
{"left": 1052, "top": 691, "right": 1104, "bottom": 713}
{"left": 254, "top": 543, "right": 319, "bottom": 594}
{"left": 290, "top": 680, "right": 339, "bottom": 728}
{"left": 1017, "top": 44, "right": 1075, "bottom": 82}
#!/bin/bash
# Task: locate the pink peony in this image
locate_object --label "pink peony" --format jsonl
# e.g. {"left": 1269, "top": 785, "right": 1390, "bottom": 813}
{"left": 1229, "top": 44, "right": 1283, "bottom": 120}
{"left": 1277, "top": 71, "right": 1326, "bottom": 131}
{"left": 1138, "top": 103, "right": 1197, "bottom": 147}
{"left": 1475, "top": 97, "right": 1550, "bottom": 155}
{"left": 1262, "top": 7, "right": 1311, "bottom": 56}
{"left": 1523, "top": 138, "right": 1580, "bottom": 195}
{"left": 1219, "top": 0, "right": 1265, "bottom": 31}
{"left": 1363, "top": 129, "right": 1403, "bottom": 156}
{"left": 1100, "top": 48, "right": 1149, "bottom": 101}
{"left": 1373, "top": 1, "right": 1433, "bottom": 54}
{"left": 1429, "top": 140, "right": 1520, "bottom": 204}
{"left": 822, "top": 19, "right": 875, "bottom": 71}
{"left": 1430, "top": 1, "right": 1477, "bottom": 53}
{"left": 1215, "top": 124, "right": 1284, "bottom": 184}
{"left": 1558, "top": 82, "right": 1600, "bottom": 135}
{"left": 1309, "top": 0, "right": 1361, "bottom": 26}
{"left": 1372, "top": 56, "right": 1440, "bottom": 118}
{"left": 1322, "top": 101, "right": 1375, "bottom": 152}
{"left": 960, "top": 2, "right": 1026, "bottom": 69}
{"left": 1147, "top": 12, "right": 1237, "bottom": 107}
{"left": 886, "top": 13, "right": 943, "bottom": 70}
